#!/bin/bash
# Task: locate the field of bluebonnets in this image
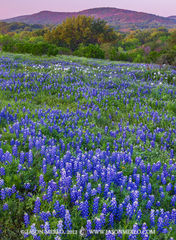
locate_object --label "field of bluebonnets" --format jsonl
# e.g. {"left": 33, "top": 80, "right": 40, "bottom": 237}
{"left": 0, "top": 53, "right": 176, "bottom": 240}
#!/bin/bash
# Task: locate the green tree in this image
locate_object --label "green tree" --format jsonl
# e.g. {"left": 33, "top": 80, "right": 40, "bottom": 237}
{"left": 44, "top": 15, "right": 116, "bottom": 50}
{"left": 74, "top": 44, "right": 105, "bottom": 59}
{"left": 169, "top": 31, "right": 176, "bottom": 48}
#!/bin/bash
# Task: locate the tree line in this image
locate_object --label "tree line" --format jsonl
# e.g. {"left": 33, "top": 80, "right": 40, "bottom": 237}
{"left": 0, "top": 16, "right": 176, "bottom": 65}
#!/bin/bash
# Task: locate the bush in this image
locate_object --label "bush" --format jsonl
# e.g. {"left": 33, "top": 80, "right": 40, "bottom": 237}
{"left": 13, "top": 42, "right": 32, "bottom": 54}
{"left": 57, "top": 47, "right": 71, "bottom": 55}
{"left": 100, "top": 43, "right": 113, "bottom": 59}
{"left": 117, "top": 52, "right": 132, "bottom": 62}
{"left": 30, "top": 42, "right": 58, "bottom": 56}
{"left": 157, "top": 50, "right": 176, "bottom": 65}
{"left": 46, "top": 44, "right": 58, "bottom": 56}
{"left": 145, "top": 51, "right": 160, "bottom": 63}
{"left": 109, "top": 47, "right": 118, "bottom": 61}
{"left": 31, "top": 42, "right": 48, "bottom": 56}
{"left": 133, "top": 54, "right": 145, "bottom": 63}
{"left": 0, "top": 35, "right": 15, "bottom": 52}
{"left": 74, "top": 44, "right": 105, "bottom": 59}
{"left": 0, "top": 36, "right": 59, "bottom": 56}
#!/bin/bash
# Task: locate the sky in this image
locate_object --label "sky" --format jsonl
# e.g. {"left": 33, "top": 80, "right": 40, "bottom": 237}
{"left": 0, "top": 0, "right": 176, "bottom": 19}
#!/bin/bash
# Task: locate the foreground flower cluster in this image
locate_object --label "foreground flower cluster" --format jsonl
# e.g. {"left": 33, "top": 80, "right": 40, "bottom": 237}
{"left": 0, "top": 54, "right": 176, "bottom": 240}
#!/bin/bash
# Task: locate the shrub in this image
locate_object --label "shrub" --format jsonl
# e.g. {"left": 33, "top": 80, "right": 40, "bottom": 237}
{"left": 57, "top": 47, "right": 71, "bottom": 55}
{"left": 109, "top": 47, "right": 119, "bottom": 61}
{"left": 1, "top": 37, "right": 59, "bottom": 56}
{"left": 157, "top": 50, "right": 176, "bottom": 65}
{"left": 74, "top": 44, "right": 105, "bottom": 59}
{"left": 1, "top": 35, "right": 15, "bottom": 52}
{"left": 146, "top": 51, "right": 160, "bottom": 63}
{"left": 46, "top": 44, "right": 58, "bottom": 56}
{"left": 13, "top": 42, "right": 32, "bottom": 54}
{"left": 31, "top": 42, "right": 48, "bottom": 55}
{"left": 117, "top": 52, "right": 132, "bottom": 62}
{"left": 133, "top": 54, "right": 145, "bottom": 63}
{"left": 100, "top": 43, "right": 113, "bottom": 59}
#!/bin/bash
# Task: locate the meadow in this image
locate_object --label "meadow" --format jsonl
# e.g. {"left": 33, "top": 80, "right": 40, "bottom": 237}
{"left": 0, "top": 52, "right": 176, "bottom": 240}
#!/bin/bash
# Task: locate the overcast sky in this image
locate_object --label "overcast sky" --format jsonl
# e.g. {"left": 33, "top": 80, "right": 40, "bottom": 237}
{"left": 0, "top": 0, "right": 176, "bottom": 19}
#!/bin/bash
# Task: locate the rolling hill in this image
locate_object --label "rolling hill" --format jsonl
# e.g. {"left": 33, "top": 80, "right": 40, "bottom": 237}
{"left": 1, "top": 7, "right": 176, "bottom": 31}
{"left": 168, "top": 16, "right": 176, "bottom": 20}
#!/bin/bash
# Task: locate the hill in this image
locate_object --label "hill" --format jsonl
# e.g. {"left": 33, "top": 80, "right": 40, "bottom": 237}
{"left": 1, "top": 7, "right": 176, "bottom": 31}
{"left": 168, "top": 16, "right": 176, "bottom": 20}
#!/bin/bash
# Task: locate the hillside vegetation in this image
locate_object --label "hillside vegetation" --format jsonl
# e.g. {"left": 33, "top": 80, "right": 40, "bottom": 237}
{"left": 0, "top": 16, "right": 176, "bottom": 66}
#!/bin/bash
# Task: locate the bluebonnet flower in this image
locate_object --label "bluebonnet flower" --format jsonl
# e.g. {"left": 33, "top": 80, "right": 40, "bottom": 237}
{"left": 1, "top": 188, "right": 6, "bottom": 200}
{"left": 97, "top": 184, "right": 102, "bottom": 194}
{"left": 91, "top": 188, "right": 97, "bottom": 196}
{"left": 105, "top": 231, "right": 116, "bottom": 240}
{"left": 110, "top": 197, "right": 117, "bottom": 215}
{"left": 160, "top": 192, "right": 165, "bottom": 199}
{"left": 170, "top": 149, "right": 174, "bottom": 159}
{"left": 117, "top": 204, "right": 123, "bottom": 220}
{"left": 159, "top": 186, "right": 164, "bottom": 192}
{"left": 150, "top": 209, "right": 155, "bottom": 227}
{"left": 109, "top": 213, "right": 114, "bottom": 227}
{"left": 40, "top": 211, "right": 51, "bottom": 222}
{"left": 44, "top": 222, "right": 50, "bottom": 235}
{"left": 17, "top": 164, "right": 22, "bottom": 173}
{"left": 151, "top": 141, "right": 155, "bottom": 148}
{"left": 100, "top": 213, "right": 105, "bottom": 227}
{"left": 33, "top": 197, "right": 41, "bottom": 214}
{"left": 24, "top": 213, "right": 30, "bottom": 227}
{"left": 105, "top": 126, "right": 108, "bottom": 134}
{"left": 28, "top": 150, "right": 33, "bottom": 167}
{"left": 102, "top": 203, "right": 107, "bottom": 215}
{"left": 141, "top": 223, "right": 149, "bottom": 240}
{"left": 24, "top": 183, "right": 31, "bottom": 190}
{"left": 130, "top": 190, "right": 139, "bottom": 202}
{"left": 57, "top": 220, "right": 63, "bottom": 236}
{"left": 157, "top": 217, "right": 164, "bottom": 233}
{"left": 20, "top": 151, "right": 25, "bottom": 164}
{"left": 146, "top": 200, "right": 152, "bottom": 209}
{"left": 39, "top": 174, "right": 46, "bottom": 190}
{"left": 128, "top": 223, "right": 139, "bottom": 240}
{"left": 12, "top": 145, "right": 18, "bottom": 157}
{"left": 126, "top": 203, "right": 133, "bottom": 219}
{"left": 42, "top": 164, "right": 47, "bottom": 174}
{"left": 92, "top": 197, "right": 99, "bottom": 215}
{"left": 86, "top": 220, "right": 92, "bottom": 236}
{"left": 166, "top": 183, "right": 172, "bottom": 192}
{"left": 6, "top": 187, "right": 12, "bottom": 197}
{"left": 171, "top": 175, "right": 175, "bottom": 181}
{"left": 30, "top": 223, "right": 37, "bottom": 237}
{"left": 94, "top": 217, "right": 101, "bottom": 230}
{"left": 147, "top": 183, "right": 152, "bottom": 194}
{"left": 132, "top": 201, "right": 139, "bottom": 213}
{"left": 46, "top": 186, "right": 53, "bottom": 203}
{"left": 58, "top": 205, "right": 66, "bottom": 219}
{"left": 137, "top": 209, "right": 142, "bottom": 221}
{"left": 3, "top": 203, "right": 8, "bottom": 211}
{"left": 0, "top": 167, "right": 5, "bottom": 176}
{"left": 0, "top": 179, "right": 4, "bottom": 187}
{"left": 79, "top": 200, "right": 89, "bottom": 219}
{"left": 149, "top": 195, "right": 155, "bottom": 203}
{"left": 64, "top": 210, "right": 72, "bottom": 230}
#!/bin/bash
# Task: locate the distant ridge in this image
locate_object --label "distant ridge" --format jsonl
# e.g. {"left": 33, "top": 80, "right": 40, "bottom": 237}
{"left": 1, "top": 7, "right": 176, "bottom": 31}
{"left": 168, "top": 16, "right": 176, "bottom": 20}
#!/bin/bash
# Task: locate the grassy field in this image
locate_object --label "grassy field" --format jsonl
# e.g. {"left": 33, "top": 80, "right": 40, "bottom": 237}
{"left": 0, "top": 52, "right": 176, "bottom": 240}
